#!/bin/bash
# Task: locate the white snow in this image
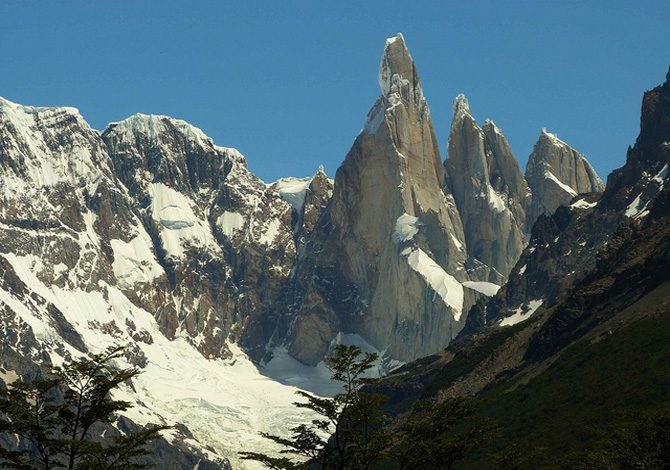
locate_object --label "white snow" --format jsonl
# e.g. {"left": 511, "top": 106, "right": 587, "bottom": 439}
{"left": 625, "top": 193, "right": 648, "bottom": 219}
{"left": 402, "top": 247, "right": 464, "bottom": 319}
{"left": 258, "top": 218, "right": 281, "bottom": 246}
{"left": 261, "top": 348, "right": 338, "bottom": 397}
{"left": 218, "top": 211, "right": 245, "bottom": 238}
{"left": 362, "top": 98, "right": 387, "bottom": 135}
{"left": 0, "top": 97, "right": 106, "bottom": 195}
{"left": 107, "top": 113, "right": 214, "bottom": 151}
{"left": 453, "top": 94, "right": 471, "bottom": 122}
{"left": 110, "top": 235, "right": 164, "bottom": 288}
{"left": 571, "top": 199, "right": 597, "bottom": 209}
{"left": 544, "top": 170, "right": 577, "bottom": 197}
{"left": 500, "top": 299, "right": 544, "bottom": 327}
{"left": 385, "top": 32, "right": 404, "bottom": 46}
{"left": 541, "top": 128, "right": 569, "bottom": 148}
{"left": 518, "top": 264, "right": 527, "bottom": 275}
{"left": 624, "top": 164, "right": 667, "bottom": 220}
{"left": 653, "top": 163, "right": 668, "bottom": 186}
{"left": 0, "top": 252, "right": 324, "bottom": 470}
{"left": 451, "top": 233, "right": 464, "bottom": 251}
{"left": 462, "top": 281, "right": 500, "bottom": 297}
{"left": 272, "top": 177, "right": 312, "bottom": 212}
{"left": 487, "top": 186, "right": 507, "bottom": 213}
{"left": 148, "top": 183, "right": 220, "bottom": 258}
{"left": 262, "top": 332, "right": 403, "bottom": 397}
{"left": 393, "top": 213, "right": 421, "bottom": 243}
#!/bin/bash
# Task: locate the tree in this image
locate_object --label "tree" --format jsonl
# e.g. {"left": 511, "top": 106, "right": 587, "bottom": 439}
{"left": 240, "top": 344, "right": 389, "bottom": 469}
{"left": 577, "top": 410, "right": 670, "bottom": 470}
{"left": 392, "top": 397, "right": 496, "bottom": 470}
{"left": 0, "top": 347, "right": 166, "bottom": 469}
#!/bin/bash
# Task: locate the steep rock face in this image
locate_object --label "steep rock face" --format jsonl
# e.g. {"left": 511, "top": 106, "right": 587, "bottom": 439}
{"left": 284, "top": 34, "right": 479, "bottom": 365}
{"left": 0, "top": 98, "right": 168, "bottom": 330}
{"left": 465, "top": 68, "right": 669, "bottom": 332}
{"left": 525, "top": 129, "right": 604, "bottom": 230}
{"left": 269, "top": 165, "right": 334, "bottom": 252}
{"left": 101, "top": 114, "right": 297, "bottom": 359}
{"left": 369, "top": 77, "right": 670, "bottom": 463}
{"left": 0, "top": 99, "right": 230, "bottom": 467}
{"left": 445, "top": 96, "right": 530, "bottom": 282}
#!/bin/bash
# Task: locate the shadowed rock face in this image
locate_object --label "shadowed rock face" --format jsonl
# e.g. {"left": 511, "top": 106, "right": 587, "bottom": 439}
{"left": 525, "top": 129, "right": 604, "bottom": 231}
{"left": 370, "top": 76, "right": 670, "bottom": 453}
{"left": 464, "top": 68, "right": 669, "bottom": 333}
{"left": 102, "top": 114, "right": 298, "bottom": 360}
{"left": 284, "top": 34, "right": 478, "bottom": 365}
{"left": 445, "top": 96, "right": 531, "bottom": 283}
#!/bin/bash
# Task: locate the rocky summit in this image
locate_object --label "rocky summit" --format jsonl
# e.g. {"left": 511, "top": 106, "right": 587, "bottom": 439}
{"left": 525, "top": 128, "right": 605, "bottom": 231}
{"left": 0, "top": 34, "right": 613, "bottom": 467}
{"left": 371, "top": 68, "right": 669, "bottom": 468}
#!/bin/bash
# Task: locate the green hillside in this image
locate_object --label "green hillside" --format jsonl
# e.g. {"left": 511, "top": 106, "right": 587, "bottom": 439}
{"left": 460, "top": 298, "right": 670, "bottom": 468}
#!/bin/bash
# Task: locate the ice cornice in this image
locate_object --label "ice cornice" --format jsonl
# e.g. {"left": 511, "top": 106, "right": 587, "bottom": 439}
{"left": 538, "top": 128, "right": 571, "bottom": 148}
{"left": 385, "top": 32, "right": 405, "bottom": 46}
{"left": 106, "top": 113, "right": 214, "bottom": 148}
{"left": 0, "top": 95, "right": 81, "bottom": 116}
{"left": 452, "top": 94, "right": 472, "bottom": 122}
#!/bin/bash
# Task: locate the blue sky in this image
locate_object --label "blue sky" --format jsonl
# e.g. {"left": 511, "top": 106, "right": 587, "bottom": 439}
{"left": 1, "top": 1, "right": 668, "bottom": 182}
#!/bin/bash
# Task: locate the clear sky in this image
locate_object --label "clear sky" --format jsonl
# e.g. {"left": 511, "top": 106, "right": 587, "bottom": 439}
{"left": 1, "top": 1, "right": 668, "bottom": 182}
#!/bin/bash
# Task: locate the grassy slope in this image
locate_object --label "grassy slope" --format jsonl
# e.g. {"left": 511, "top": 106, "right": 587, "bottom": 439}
{"left": 459, "top": 292, "right": 670, "bottom": 468}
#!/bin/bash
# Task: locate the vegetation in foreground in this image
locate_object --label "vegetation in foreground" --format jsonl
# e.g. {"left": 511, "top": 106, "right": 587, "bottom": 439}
{"left": 242, "top": 314, "right": 670, "bottom": 470}
{"left": 0, "top": 347, "right": 165, "bottom": 470}
{"left": 240, "top": 344, "right": 492, "bottom": 469}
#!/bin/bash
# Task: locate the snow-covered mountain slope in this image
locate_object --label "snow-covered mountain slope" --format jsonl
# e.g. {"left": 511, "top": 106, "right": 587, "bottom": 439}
{"left": 0, "top": 34, "right": 622, "bottom": 469}
{"left": 102, "top": 112, "right": 301, "bottom": 361}
{"left": 0, "top": 97, "right": 326, "bottom": 468}
{"left": 0, "top": 249, "right": 326, "bottom": 470}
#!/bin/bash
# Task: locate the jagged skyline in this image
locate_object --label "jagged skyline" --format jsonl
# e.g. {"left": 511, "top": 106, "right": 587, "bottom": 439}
{"left": 1, "top": 1, "right": 668, "bottom": 183}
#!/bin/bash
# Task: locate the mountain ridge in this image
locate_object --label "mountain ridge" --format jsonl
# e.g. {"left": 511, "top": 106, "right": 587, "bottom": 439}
{"left": 0, "top": 35, "right": 619, "bottom": 468}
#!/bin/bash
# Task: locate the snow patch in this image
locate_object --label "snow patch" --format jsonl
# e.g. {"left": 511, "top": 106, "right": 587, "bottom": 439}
{"left": 362, "top": 98, "right": 387, "bottom": 135}
{"left": 487, "top": 186, "right": 506, "bottom": 213}
{"left": 110, "top": 235, "right": 164, "bottom": 288}
{"left": 451, "top": 234, "right": 463, "bottom": 251}
{"left": 541, "top": 128, "right": 569, "bottom": 148}
{"left": 393, "top": 213, "right": 421, "bottom": 243}
{"left": 401, "top": 247, "right": 464, "bottom": 319}
{"left": 653, "top": 163, "right": 668, "bottom": 185}
{"left": 272, "top": 177, "right": 312, "bottom": 212}
{"left": 148, "top": 183, "right": 220, "bottom": 258}
{"left": 571, "top": 199, "right": 597, "bottom": 209}
{"left": 500, "top": 299, "right": 544, "bottom": 326}
{"left": 258, "top": 218, "right": 281, "bottom": 246}
{"left": 218, "top": 211, "right": 245, "bottom": 238}
{"left": 544, "top": 170, "right": 577, "bottom": 197}
{"left": 462, "top": 281, "right": 500, "bottom": 297}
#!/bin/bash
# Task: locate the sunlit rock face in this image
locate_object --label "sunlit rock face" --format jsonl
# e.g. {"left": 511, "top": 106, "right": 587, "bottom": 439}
{"left": 445, "top": 95, "right": 531, "bottom": 284}
{"left": 525, "top": 128, "right": 604, "bottom": 231}
{"left": 283, "top": 34, "right": 483, "bottom": 365}
{"left": 463, "top": 68, "right": 669, "bottom": 334}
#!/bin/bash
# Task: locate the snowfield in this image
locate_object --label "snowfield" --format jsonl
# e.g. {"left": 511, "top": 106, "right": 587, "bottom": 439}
{"left": 500, "top": 299, "right": 544, "bottom": 326}
{"left": 0, "top": 252, "right": 332, "bottom": 470}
